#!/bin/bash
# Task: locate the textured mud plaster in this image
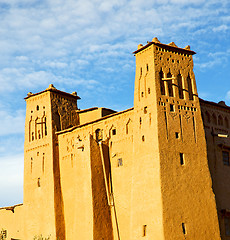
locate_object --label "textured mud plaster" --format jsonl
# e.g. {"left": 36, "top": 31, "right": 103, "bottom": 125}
{"left": 0, "top": 37, "right": 226, "bottom": 240}
{"left": 90, "top": 136, "right": 114, "bottom": 240}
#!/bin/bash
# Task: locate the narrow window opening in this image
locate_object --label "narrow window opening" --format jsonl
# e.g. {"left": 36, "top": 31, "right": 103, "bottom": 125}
{"left": 38, "top": 130, "right": 41, "bottom": 139}
{"left": 170, "top": 104, "right": 174, "bottom": 112}
{"left": 36, "top": 105, "right": 39, "bottom": 111}
{"left": 140, "top": 117, "right": 142, "bottom": 126}
{"left": 187, "top": 74, "right": 193, "bottom": 100}
{"left": 37, "top": 178, "right": 41, "bottom": 187}
{"left": 182, "top": 223, "right": 186, "bottom": 235}
{"left": 167, "top": 72, "right": 174, "bottom": 97}
{"left": 31, "top": 157, "right": 33, "bottom": 173}
{"left": 148, "top": 88, "right": 150, "bottom": 94}
{"left": 142, "top": 135, "right": 145, "bottom": 142}
{"left": 144, "top": 106, "right": 147, "bottom": 114}
{"left": 140, "top": 67, "right": 142, "bottom": 75}
{"left": 42, "top": 155, "right": 45, "bottom": 173}
{"left": 212, "top": 113, "right": 217, "bottom": 125}
{"left": 44, "top": 117, "right": 47, "bottom": 136}
{"left": 175, "top": 132, "right": 179, "bottom": 139}
{"left": 223, "top": 151, "right": 230, "bottom": 166}
{"left": 95, "top": 128, "right": 103, "bottom": 142}
{"left": 141, "top": 92, "right": 144, "bottom": 97}
{"left": 146, "top": 64, "right": 149, "bottom": 71}
{"left": 159, "top": 69, "right": 165, "bottom": 95}
{"left": 225, "top": 117, "right": 229, "bottom": 128}
{"left": 54, "top": 112, "right": 61, "bottom": 131}
{"left": 143, "top": 225, "right": 147, "bottom": 237}
{"left": 117, "top": 158, "right": 123, "bottom": 167}
{"left": 112, "top": 129, "right": 116, "bottom": 135}
{"left": 180, "top": 153, "right": 184, "bottom": 165}
{"left": 37, "top": 152, "right": 39, "bottom": 156}
{"left": 225, "top": 216, "right": 230, "bottom": 236}
{"left": 177, "top": 73, "right": 184, "bottom": 99}
{"left": 218, "top": 115, "right": 223, "bottom": 126}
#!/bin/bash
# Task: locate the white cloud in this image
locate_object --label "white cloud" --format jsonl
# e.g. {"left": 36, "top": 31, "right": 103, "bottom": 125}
{"left": 0, "top": 109, "right": 25, "bottom": 136}
{"left": 213, "top": 24, "right": 229, "bottom": 32}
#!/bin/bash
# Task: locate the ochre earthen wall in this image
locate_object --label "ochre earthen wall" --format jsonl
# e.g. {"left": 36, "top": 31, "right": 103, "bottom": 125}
{"left": 0, "top": 38, "right": 226, "bottom": 240}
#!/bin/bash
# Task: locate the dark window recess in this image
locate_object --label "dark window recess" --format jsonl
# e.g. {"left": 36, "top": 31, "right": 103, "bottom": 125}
{"left": 175, "top": 132, "right": 179, "bottom": 139}
{"left": 54, "top": 112, "right": 61, "bottom": 131}
{"left": 143, "top": 225, "right": 147, "bottom": 237}
{"left": 95, "top": 129, "right": 103, "bottom": 142}
{"left": 144, "top": 107, "right": 147, "bottom": 114}
{"left": 148, "top": 88, "right": 151, "bottom": 94}
{"left": 170, "top": 104, "right": 174, "bottom": 112}
{"left": 146, "top": 64, "right": 149, "bottom": 71}
{"left": 223, "top": 151, "right": 230, "bottom": 166}
{"left": 187, "top": 74, "right": 193, "bottom": 100}
{"left": 177, "top": 73, "right": 184, "bottom": 99}
{"left": 182, "top": 223, "right": 186, "bottom": 235}
{"left": 180, "top": 153, "right": 184, "bottom": 165}
{"left": 159, "top": 69, "right": 165, "bottom": 95}
{"left": 37, "top": 178, "right": 41, "bottom": 187}
{"left": 142, "top": 135, "right": 145, "bottom": 142}
{"left": 141, "top": 92, "right": 144, "bottom": 97}
{"left": 36, "top": 105, "right": 39, "bottom": 111}
{"left": 112, "top": 129, "right": 116, "bottom": 135}
{"left": 117, "top": 158, "right": 123, "bottom": 167}
{"left": 225, "top": 217, "right": 230, "bottom": 236}
{"left": 167, "top": 72, "right": 174, "bottom": 97}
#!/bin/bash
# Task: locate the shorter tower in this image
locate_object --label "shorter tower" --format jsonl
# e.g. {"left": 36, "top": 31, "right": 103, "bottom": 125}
{"left": 23, "top": 84, "right": 80, "bottom": 239}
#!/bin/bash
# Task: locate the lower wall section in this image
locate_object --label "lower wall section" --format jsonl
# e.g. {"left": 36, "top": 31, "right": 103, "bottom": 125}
{"left": 90, "top": 136, "right": 114, "bottom": 240}
{"left": 0, "top": 204, "right": 24, "bottom": 240}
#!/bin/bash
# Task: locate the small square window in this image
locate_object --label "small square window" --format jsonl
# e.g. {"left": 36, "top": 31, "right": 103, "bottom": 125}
{"left": 223, "top": 151, "right": 230, "bottom": 166}
{"left": 175, "top": 132, "right": 179, "bottom": 139}
{"left": 170, "top": 104, "right": 174, "bottom": 112}
{"left": 118, "top": 158, "right": 123, "bottom": 167}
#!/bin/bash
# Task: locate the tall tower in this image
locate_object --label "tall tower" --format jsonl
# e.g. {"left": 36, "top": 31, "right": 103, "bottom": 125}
{"left": 23, "top": 84, "right": 80, "bottom": 239}
{"left": 130, "top": 38, "right": 221, "bottom": 239}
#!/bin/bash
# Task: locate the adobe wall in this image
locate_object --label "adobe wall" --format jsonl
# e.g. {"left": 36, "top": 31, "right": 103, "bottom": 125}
{"left": 153, "top": 45, "right": 221, "bottom": 239}
{"left": 131, "top": 42, "right": 165, "bottom": 239}
{"left": 201, "top": 100, "right": 230, "bottom": 240}
{"left": 0, "top": 204, "right": 24, "bottom": 240}
{"left": 57, "top": 108, "right": 134, "bottom": 240}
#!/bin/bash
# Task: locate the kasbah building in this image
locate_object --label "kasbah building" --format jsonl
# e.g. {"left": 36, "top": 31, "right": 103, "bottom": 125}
{"left": 1, "top": 36, "right": 230, "bottom": 240}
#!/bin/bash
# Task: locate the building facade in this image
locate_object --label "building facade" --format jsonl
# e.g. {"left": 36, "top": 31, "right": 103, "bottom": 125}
{"left": 0, "top": 37, "right": 229, "bottom": 240}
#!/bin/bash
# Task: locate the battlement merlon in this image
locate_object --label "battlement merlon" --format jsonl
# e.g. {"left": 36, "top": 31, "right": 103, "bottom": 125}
{"left": 24, "top": 84, "right": 81, "bottom": 101}
{"left": 133, "top": 37, "right": 196, "bottom": 55}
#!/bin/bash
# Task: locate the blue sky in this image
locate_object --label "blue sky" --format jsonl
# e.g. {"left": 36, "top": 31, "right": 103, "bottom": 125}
{"left": 0, "top": 0, "right": 230, "bottom": 207}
